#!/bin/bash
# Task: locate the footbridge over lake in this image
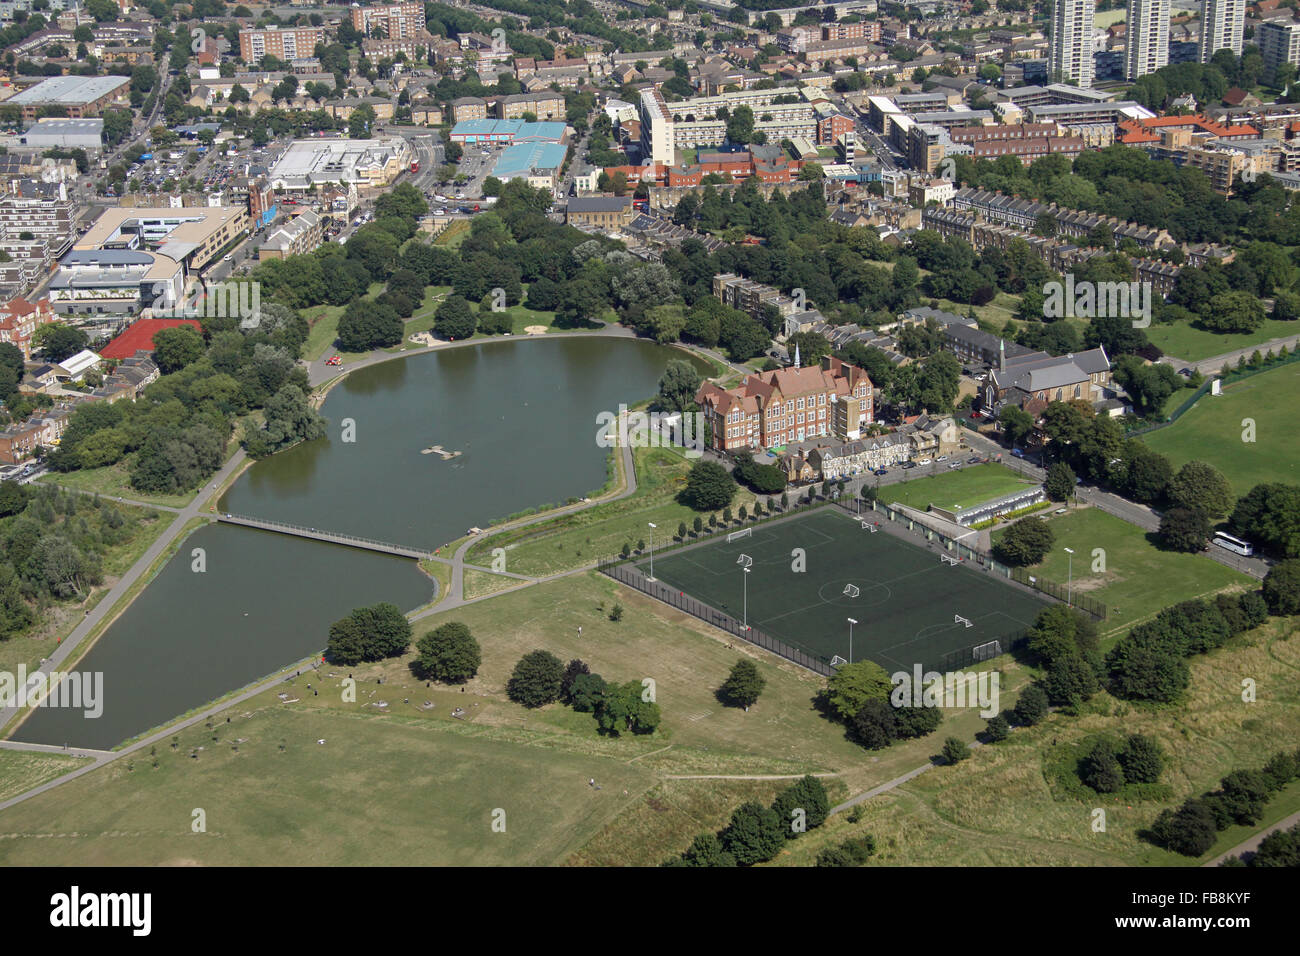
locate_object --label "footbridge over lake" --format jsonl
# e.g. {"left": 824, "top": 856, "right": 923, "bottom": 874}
{"left": 215, "top": 513, "right": 432, "bottom": 559}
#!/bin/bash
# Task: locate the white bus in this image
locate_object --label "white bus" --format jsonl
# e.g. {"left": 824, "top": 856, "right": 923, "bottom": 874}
{"left": 1213, "top": 532, "right": 1254, "bottom": 557}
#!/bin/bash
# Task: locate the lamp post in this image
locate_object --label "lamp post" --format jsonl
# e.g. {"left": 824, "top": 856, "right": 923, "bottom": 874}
{"left": 847, "top": 617, "right": 858, "bottom": 664}
{"left": 647, "top": 522, "right": 657, "bottom": 582}
{"left": 1064, "top": 547, "right": 1074, "bottom": 607}
{"left": 743, "top": 566, "right": 751, "bottom": 630}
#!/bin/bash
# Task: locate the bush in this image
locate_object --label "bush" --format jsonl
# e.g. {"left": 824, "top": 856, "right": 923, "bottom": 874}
{"left": 1262, "top": 560, "right": 1300, "bottom": 615}
{"left": 1079, "top": 739, "right": 1125, "bottom": 793}
{"left": 984, "top": 713, "right": 1011, "bottom": 742}
{"left": 941, "top": 736, "right": 971, "bottom": 763}
{"left": 1013, "top": 683, "right": 1050, "bottom": 725}
{"left": 1118, "top": 734, "right": 1165, "bottom": 784}
{"left": 815, "top": 834, "right": 876, "bottom": 867}
{"left": 506, "top": 650, "right": 565, "bottom": 708}
{"left": 771, "top": 775, "right": 829, "bottom": 838}
{"left": 1150, "top": 800, "right": 1217, "bottom": 857}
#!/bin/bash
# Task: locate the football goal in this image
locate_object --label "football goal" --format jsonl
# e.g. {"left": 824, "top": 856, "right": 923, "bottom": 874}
{"left": 843, "top": 583, "right": 861, "bottom": 598}
{"left": 954, "top": 614, "right": 973, "bottom": 628}
{"left": 940, "top": 554, "right": 960, "bottom": 566}
{"left": 727, "top": 527, "right": 752, "bottom": 543}
{"left": 973, "top": 639, "right": 1003, "bottom": 662}
{"left": 861, "top": 520, "right": 878, "bottom": 533}
{"left": 830, "top": 655, "right": 849, "bottom": 667}
{"left": 736, "top": 553, "right": 753, "bottom": 568}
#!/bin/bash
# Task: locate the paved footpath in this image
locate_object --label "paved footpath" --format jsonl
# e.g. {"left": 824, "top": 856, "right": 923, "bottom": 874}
{"left": 1203, "top": 809, "right": 1300, "bottom": 867}
{"left": 0, "top": 449, "right": 246, "bottom": 736}
{"left": 1159, "top": 331, "right": 1300, "bottom": 375}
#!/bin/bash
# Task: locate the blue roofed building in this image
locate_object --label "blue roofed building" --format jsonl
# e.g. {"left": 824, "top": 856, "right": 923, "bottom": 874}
{"left": 491, "top": 141, "right": 569, "bottom": 189}
{"left": 449, "top": 119, "right": 569, "bottom": 145}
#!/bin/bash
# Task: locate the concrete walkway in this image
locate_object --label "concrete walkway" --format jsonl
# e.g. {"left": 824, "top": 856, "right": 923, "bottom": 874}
{"left": 1159, "top": 332, "right": 1300, "bottom": 375}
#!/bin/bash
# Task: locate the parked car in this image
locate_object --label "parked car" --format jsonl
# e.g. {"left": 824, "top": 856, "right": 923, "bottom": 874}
{"left": 948, "top": 462, "right": 961, "bottom": 469}
{"left": 936, "top": 455, "right": 948, "bottom": 462}
{"left": 967, "top": 456, "right": 981, "bottom": 464}
{"left": 874, "top": 468, "right": 888, "bottom": 476}
{"left": 918, "top": 458, "right": 933, "bottom": 465}
{"left": 325, "top": 355, "right": 342, "bottom": 366}
{"left": 1011, "top": 448, "right": 1025, "bottom": 458}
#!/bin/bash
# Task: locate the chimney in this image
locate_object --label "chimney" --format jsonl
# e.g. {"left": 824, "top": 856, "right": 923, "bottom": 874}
{"left": 999, "top": 338, "right": 1005, "bottom": 373}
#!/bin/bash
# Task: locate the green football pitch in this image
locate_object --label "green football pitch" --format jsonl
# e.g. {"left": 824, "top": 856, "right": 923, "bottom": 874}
{"left": 637, "top": 508, "right": 1050, "bottom": 673}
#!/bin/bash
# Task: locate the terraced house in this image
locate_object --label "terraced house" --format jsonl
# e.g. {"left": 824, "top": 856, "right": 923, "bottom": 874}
{"left": 697, "top": 355, "right": 874, "bottom": 453}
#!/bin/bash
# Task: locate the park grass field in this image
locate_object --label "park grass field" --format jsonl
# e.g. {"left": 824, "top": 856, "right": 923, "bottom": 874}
{"left": 994, "top": 507, "right": 1252, "bottom": 635}
{"left": 39, "top": 465, "right": 195, "bottom": 510}
{"left": 465, "top": 444, "right": 734, "bottom": 577}
{"left": 1145, "top": 318, "right": 1298, "bottom": 363}
{"left": 769, "top": 616, "right": 1300, "bottom": 867}
{"left": 640, "top": 508, "right": 1049, "bottom": 671}
{"left": 461, "top": 568, "right": 528, "bottom": 601}
{"left": 0, "top": 750, "right": 90, "bottom": 802}
{"left": 880, "top": 462, "right": 1036, "bottom": 514}
{"left": 1141, "top": 361, "right": 1300, "bottom": 496}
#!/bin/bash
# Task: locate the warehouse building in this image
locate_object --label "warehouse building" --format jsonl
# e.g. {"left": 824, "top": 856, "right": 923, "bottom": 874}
{"left": 17, "top": 118, "right": 104, "bottom": 149}
{"left": 7, "top": 75, "right": 130, "bottom": 121}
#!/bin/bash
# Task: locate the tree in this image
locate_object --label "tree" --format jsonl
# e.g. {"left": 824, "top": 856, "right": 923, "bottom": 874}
{"left": 993, "top": 517, "right": 1055, "bottom": 566}
{"left": 1262, "top": 559, "right": 1300, "bottom": 615}
{"left": 433, "top": 295, "right": 476, "bottom": 341}
{"left": 681, "top": 459, "right": 735, "bottom": 511}
{"left": 1150, "top": 800, "right": 1217, "bottom": 856}
{"left": 825, "top": 660, "right": 891, "bottom": 723}
{"left": 1080, "top": 739, "right": 1125, "bottom": 792}
{"left": 655, "top": 359, "right": 702, "bottom": 413}
{"left": 942, "top": 736, "right": 971, "bottom": 763}
{"left": 1118, "top": 734, "right": 1164, "bottom": 784}
{"left": 1013, "top": 683, "right": 1049, "bottom": 725}
{"left": 771, "top": 775, "right": 829, "bottom": 837}
{"left": 1160, "top": 507, "right": 1212, "bottom": 553}
{"left": 325, "top": 603, "right": 412, "bottom": 664}
{"left": 1200, "top": 291, "right": 1265, "bottom": 333}
{"left": 719, "top": 659, "right": 765, "bottom": 708}
{"left": 1168, "top": 460, "right": 1234, "bottom": 520}
{"left": 999, "top": 404, "right": 1035, "bottom": 447}
{"left": 721, "top": 801, "right": 784, "bottom": 865}
{"left": 1230, "top": 483, "right": 1300, "bottom": 558}
{"left": 815, "top": 835, "right": 876, "bottom": 866}
{"left": 985, "top": 713, "right": 1011, "bottom": 742}
{"left": 569, "top": 672, "right": 607, "bottom": 712}
{"left": 676, "top": 833, "right": 736, "bottom": 867}
{"left": 506, "top": 650, "right": 564, "bottom": 707}
{"left": 36, "top": 323, "right": 88, "bottom": 363}
{"left": 594, "top": 680, "right": 661, "bottom": 734}
{"left": 1044, "top": 462, "right": 1077, "bottom": 502}
{"left": 336, "top": 300, "right": 402, "bottom": 351}
{"left": 0, "top": 479, "right": 29, "bottom": 518}
{"left": 415, "top": 621, "right": 481, "bottom": 683}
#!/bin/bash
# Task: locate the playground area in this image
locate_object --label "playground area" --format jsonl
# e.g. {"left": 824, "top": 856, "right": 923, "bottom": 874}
{"left": 634, "top": 508, "right": 1049, "bottom": 672}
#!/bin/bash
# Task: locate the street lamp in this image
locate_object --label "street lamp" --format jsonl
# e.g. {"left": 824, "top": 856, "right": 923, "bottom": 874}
{"left": 647, "top": 522, "right": 657, "bottom": 582}
{"left": 743, "top": 566, "right": 751, "bottom": 630}
{"left": 1063, "top": 547, "right": 1074, "bottom": 607}
{"left": 847, "top": 617, "right": 858, "bottom": 664}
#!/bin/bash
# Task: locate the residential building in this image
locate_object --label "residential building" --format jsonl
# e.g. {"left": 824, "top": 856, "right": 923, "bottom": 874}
{"left": 1202, "top": 0, "right": 1246, "bottom": 60}
{"left": 0, "top": 296, "right": 52, "bottom": 359}
{"left": 258, "top": 209, "right": 324, "bottom": 261}
{"left": 1050, "top": 0, "right": 1097, "bottom": 88}
{"left": 350, "top": 2, "right": 425, "bottom": 40}
{"left": 1126, "top": 0, "right": 1170, "bottom": 79}
{"left": 1258, "top": 18, "right": 1300, "bottom": 77}
{"left": 238, "top": 26, "right": 324, "bottom": 62}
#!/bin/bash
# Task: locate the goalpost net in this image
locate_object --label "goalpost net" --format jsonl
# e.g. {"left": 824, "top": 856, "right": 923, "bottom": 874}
{"left": 736, "top": 554, "right": 753, "bottom": 568}
{"left": 830, "top": 655, "right": 849, "bottom": 667}
{"left": 861, "top": 520, "right": 878, "bottom": 533}
{"left": 954, "top": 614, "right": 973, "bottom": 628}
{"left": 940, "top": 554, "right": 960, "bottom": 566}
{"left": 843, "top": 583, "right": 860, "bottom": 598}
{"left": 727, "top": 527, "right": 752, "bottom": 543}
{"left": 973, "top": 639, "right": 1002, "bottom": 662}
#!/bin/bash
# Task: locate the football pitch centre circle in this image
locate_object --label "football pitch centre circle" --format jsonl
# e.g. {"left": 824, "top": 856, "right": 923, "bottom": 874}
{"left": 816, "top": 578, "right": 893, "bottom": 608}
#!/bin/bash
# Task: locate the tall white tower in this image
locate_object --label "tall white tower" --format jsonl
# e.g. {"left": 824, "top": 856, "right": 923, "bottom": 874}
{"left": 1051, "top": 0, "right": 1097, "bottom": 88}
{"left": 1201, "top": 0, "right": 1246, "bottom": 62}
{"left": 1126, "top": 0, "right": 1171, "bottom": 80}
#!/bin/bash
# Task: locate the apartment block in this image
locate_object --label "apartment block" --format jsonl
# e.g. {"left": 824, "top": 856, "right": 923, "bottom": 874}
{"left": 238, "top": 26, "right": 324, "bottom": 62}
{"left": 1126, "top": 0, "right": 1170, "bottom": 80}
{"left": 350, "top": 2, "right": 425, "bottom": 40}
{"left": 1201, "top": 0, "right": 1246, "bottom": 61}
{"left": 1050, "top": 0, "right": 1095, "bottom": 88}
{"left": 1259, "top": 18, "right": 1300, "bottom": 78}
